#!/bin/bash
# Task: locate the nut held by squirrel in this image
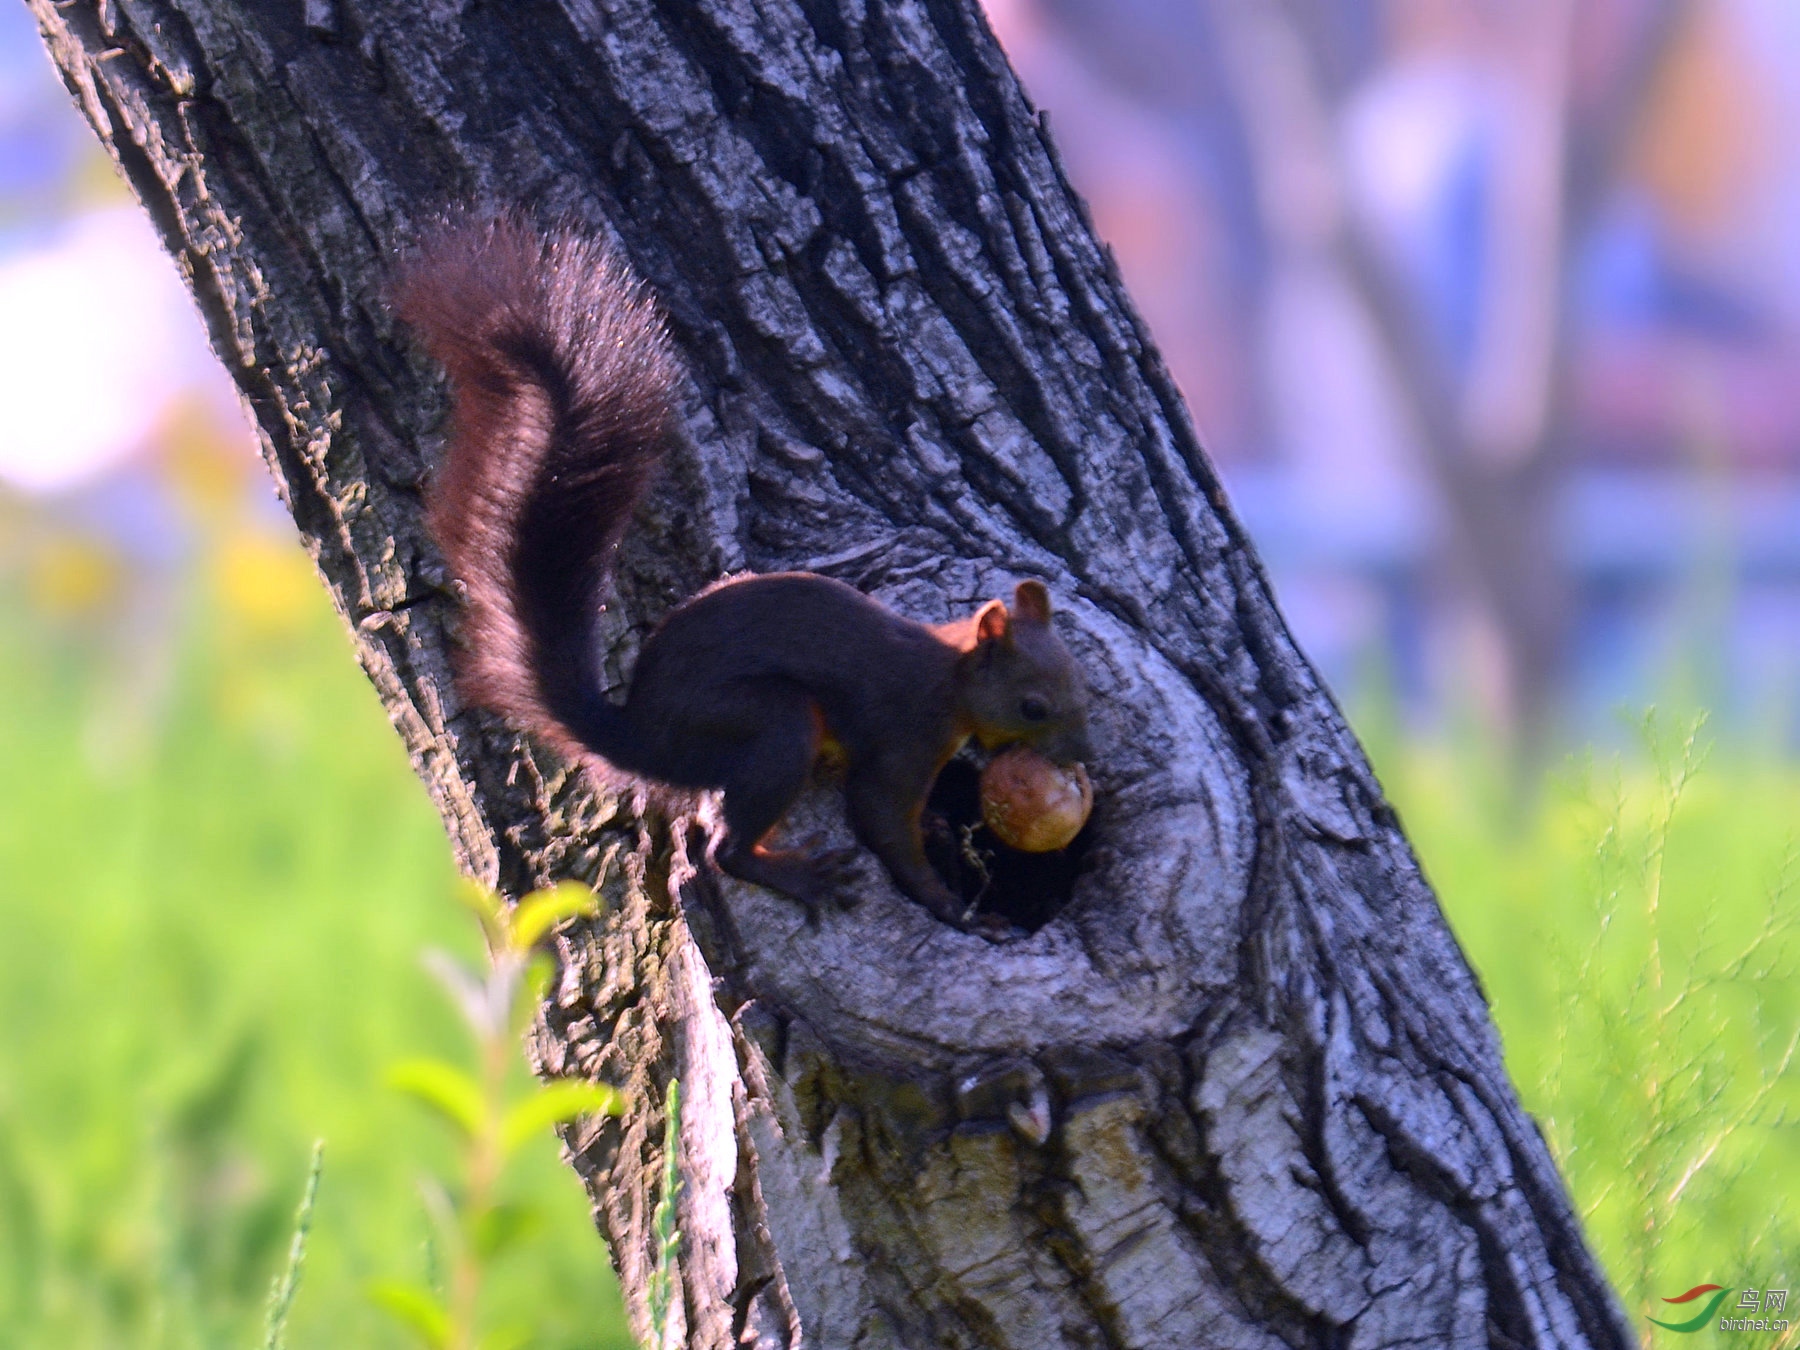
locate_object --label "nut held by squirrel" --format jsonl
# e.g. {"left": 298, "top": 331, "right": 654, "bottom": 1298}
{"left": 980, "top": 746, "right": 1093, "bottom": 852}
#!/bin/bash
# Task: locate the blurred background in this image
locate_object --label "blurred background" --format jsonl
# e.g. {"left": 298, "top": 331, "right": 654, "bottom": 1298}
{"left": 0, "top": 0, "right": 1795, "bottom": 1344}
{"left": 988, "top": 0, "right": 1800, "bottom": 758}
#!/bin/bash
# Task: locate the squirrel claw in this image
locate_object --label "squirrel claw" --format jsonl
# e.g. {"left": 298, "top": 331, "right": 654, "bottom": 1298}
{"left": 811, "top": 845, "right": 864, "bottom": 911}
{"left": 967, "top": 911, "right": 1024, "bottom": 944}
{"left": 776, "top": 842, "right": 863, "bottom": 918}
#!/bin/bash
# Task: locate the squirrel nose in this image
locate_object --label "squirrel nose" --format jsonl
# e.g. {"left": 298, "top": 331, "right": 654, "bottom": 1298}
{"left": 1042, "top": 722, "right": 1094, "bottom": 766}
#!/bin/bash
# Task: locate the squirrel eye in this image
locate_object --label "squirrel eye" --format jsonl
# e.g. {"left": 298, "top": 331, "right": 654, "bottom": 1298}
{"left": 1019, "top": 696, "right": 1050, "bottom": 723}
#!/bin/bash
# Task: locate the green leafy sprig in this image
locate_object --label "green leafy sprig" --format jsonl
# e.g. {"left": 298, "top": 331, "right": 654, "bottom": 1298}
{"left": 371, "top": 882, "right": 624, "bottom": 1350}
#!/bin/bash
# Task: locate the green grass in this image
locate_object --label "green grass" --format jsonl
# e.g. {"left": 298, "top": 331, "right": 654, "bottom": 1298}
{"left": 1372, "top": 718, "right": 1800, "bottom": 1338}
{"left": 2, "top": 485, "right": 1795, "bottom": 1347}
{"left": 0, "top": 511, "right": 634, "bottom": 1349}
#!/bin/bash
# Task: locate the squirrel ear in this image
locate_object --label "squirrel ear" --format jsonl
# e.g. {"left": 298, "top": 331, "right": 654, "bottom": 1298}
{"left": 1013, "top": 580, "right": 1052, "bottom": 624}
{"left": 974, "top": 598, "right": 1011, "bottom": 646}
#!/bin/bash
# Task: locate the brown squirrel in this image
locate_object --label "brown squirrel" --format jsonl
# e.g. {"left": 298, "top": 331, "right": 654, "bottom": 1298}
{"left": 396, "top": 216, "right": 1092, "bottom": 924}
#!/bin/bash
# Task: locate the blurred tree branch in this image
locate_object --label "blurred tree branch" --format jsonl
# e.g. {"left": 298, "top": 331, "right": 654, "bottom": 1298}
{"left": 1221, "top": 0, "right": 1691, "bottom": 761}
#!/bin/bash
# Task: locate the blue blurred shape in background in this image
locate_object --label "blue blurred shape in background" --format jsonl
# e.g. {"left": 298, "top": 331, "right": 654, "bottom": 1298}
{"left": 6, "top": 0, "right": 1800, "bottom": 748}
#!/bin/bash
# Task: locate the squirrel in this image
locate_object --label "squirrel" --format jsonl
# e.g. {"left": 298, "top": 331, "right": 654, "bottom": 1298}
{"left": 395, "top": 216, "right": 1092, "bottom": 926}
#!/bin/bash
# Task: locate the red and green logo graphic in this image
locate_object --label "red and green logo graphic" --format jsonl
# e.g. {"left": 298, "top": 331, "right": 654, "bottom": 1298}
{"left": 1650, "top": 1284, "right": 1733, "bottom": 1333}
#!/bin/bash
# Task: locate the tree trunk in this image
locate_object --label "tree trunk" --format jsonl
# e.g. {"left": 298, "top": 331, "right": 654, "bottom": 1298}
{"left": 30, "top": 2, "right": 1634, "bottom": 1346}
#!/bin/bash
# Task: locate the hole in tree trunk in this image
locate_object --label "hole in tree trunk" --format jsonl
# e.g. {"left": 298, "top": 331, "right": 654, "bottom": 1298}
{"left": 923, "top": 756, "right": 1092, "bottom": 934}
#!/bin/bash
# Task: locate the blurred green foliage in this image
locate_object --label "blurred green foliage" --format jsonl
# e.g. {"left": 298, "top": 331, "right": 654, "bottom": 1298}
{"left": 1369, "top": 714, "right": 1800, "bottom": 1339}
{"left": 373, "top": 882, "right": 624, "bottom": 1350}
{"left": 0, "top": 499, "right": 633, "bottom": 1349}
{"left": 0, "top": 470, "right": 1794, "bottom": 1347}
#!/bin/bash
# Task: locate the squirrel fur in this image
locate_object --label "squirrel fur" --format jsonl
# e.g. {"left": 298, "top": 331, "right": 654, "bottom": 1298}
{"left": 397, "top": 216, "right": 1092, "bottom": 924}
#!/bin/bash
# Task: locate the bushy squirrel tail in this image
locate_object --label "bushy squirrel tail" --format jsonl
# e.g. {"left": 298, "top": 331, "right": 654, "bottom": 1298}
{"left": 395, "top": 216, "right": 678, "bottom": 774}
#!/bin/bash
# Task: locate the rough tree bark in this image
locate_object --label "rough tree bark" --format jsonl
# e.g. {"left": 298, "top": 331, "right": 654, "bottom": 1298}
{"left": 31, "top": 1, "right": 1634, "bottom": 1347}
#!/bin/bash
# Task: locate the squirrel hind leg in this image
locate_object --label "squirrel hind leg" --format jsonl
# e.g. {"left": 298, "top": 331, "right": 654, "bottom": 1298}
{"left": 711, "top": 699, "right": 860, "bottom": 918}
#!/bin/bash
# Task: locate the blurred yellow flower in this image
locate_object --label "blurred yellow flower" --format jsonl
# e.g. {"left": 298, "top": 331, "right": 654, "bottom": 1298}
{"left": 215, "top": 528, "right": 315, "bottom": 634}
{"left": 69, "top": 146, "right": 135, "bottom": 209}
{"left": 27, "top": 535, "right": 121, "bottom": 618}
{"left": 161, "top": 396, "right": 252, "bottom": 518}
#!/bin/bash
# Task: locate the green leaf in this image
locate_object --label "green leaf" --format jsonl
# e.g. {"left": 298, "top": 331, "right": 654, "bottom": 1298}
{"left": 500, "top": 1081, "right": 623, "bottom": 1156}
{"left": 366, "top": 1280, "right": 450, "bottom": 1348}
{"left": 388, "top": 1059, "right": 486, "bottom": 1140}
{"left": 504, "top": 953, "right": 557, "bottom": 1039}
{"left": 510, "top": 882, "right": 600, "bottom": 951}
{"left": 456, "top": 878, "right": 507, "bottom": 948}
{"left": 469, "top": 1200, "right": 542, "bottom": 1260}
